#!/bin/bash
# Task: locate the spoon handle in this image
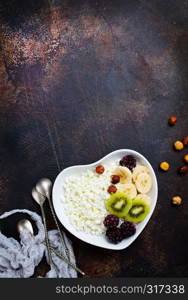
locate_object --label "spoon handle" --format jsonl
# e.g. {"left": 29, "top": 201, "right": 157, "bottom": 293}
{"left": 47, "top": 197, "right": 72, "bottom": 260}
{"left": 42, "top": 242, "right": 85, "bottom": 276}
{"left": 41, "top": 204, "right": 52, "bottom": 267}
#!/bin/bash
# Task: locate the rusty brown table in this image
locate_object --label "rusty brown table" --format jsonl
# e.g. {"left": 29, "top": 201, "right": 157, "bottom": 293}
{"left": 0, "top": 0, "right": 188, "bottom": 277}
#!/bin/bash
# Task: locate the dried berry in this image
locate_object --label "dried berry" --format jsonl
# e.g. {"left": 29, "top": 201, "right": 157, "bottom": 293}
{"left": 168, "top": 116, "right": 177, "bottom": 126}
{"left": 96, "top": 165, "right": 105, "bottom": 174}
{"left": 106, "top": 227, "right": 123, "bottom": 244}
{"left": 182, "top": 136, "right": 188, "bottom": 147}
{"left": 174, "top": 141, "right": 184, "bottom": 151}
{"left": 178, "top": 165, "right": 188, "bottom": 175}
{"left": 172, "top": 196, "right": 182, "bottom": 206}
{"left": 120, "top": 221, "right": 136, "bottom": 238}
{"left": 107, "top": 185, "right": 117, "bottom": 194}
{"left": 120, "top": 155, "right": 136, "bottom": 171}
{"left": 111, "top": 175, "right": 120, "bottom": 184}
{"left": 184, "top": 154, "right": 188, "bottom": 163}
{"left": 159, "top": 161, "right": 170, "bottom": 171}
{"left": 103, "top": 214, "right": 119, "bottom": 228}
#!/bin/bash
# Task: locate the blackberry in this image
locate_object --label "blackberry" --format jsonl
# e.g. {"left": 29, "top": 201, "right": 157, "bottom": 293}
{"left": 120, "top": 221, "right": 136, "bottom": 238}
{"left": 119, "top": 155, "right": 136, "bottom": 171}
{"left": 104, "top": 214, "right": 119, "bottom": 228}
{"left": 106, "top": 227, "right": 123, "bottom": 244}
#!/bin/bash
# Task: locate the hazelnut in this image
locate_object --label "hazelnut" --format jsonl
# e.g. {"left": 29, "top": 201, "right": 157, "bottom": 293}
{"left": 184, "top": 154, "right": 188, "bottom": 163}
{"left": 159, "top": 161, "right": 170, "bottom": 171}
{"left": 178, "top": 165, "right": 188, "bottom": 175}
{"left": 111, "top": 175, "right": 120, "bottom": 184}
{"left": 96, "top": 165, "right": 105, "bottom": 174}
{"left": 108, "top": 185, "right": 117, "bottom": 194}
{"left": 182, "top": 136, "right": 188, "bottom": 146}
{"left": 168, "top": 116, "right": 177, "bottom": 126}
{"left": 174, "top": 141, "right": 184, "bottom": 151}
{"left": 172, "top": 196, "right": 182, "bottom": 206}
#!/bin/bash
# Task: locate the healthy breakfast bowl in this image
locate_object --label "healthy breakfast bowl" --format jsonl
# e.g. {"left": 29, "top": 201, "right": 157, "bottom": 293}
{"left": 52, "top": 149, "right": 158, "bottom": 250}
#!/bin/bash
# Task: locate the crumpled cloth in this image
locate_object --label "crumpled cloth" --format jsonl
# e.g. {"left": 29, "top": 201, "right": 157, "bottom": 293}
{"left": 0, "top": 209, "right": 77, "bottom": 278}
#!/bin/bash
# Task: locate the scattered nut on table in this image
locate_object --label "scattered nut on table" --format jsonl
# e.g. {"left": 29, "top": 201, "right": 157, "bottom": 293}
{"left": 172, "top": 196, "right": 182, "bottom": 206}
{"left": 183, "top": 154, "right": 188, "bottom": 163}
{"left": 159, "top": 161, "right": 170, "bottom": 171}
{"left": 174, "top": 141, "right": 184, "bottom": 151}
{"left": 178, "top": 165, "right": 188, "bottom": 175}
{"left": 168, "top": 116, "right": 177, "bottom": 126}
{"left": 182, "top": 136, "right": 188, "bottom": 147}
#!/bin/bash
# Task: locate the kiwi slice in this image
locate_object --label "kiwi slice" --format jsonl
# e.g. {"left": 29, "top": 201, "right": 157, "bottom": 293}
{"left": 105, "top": 192, "right": 132, "bottom": 218}
{"left": 125, "top": 198, "right": 150, "bottom": 223}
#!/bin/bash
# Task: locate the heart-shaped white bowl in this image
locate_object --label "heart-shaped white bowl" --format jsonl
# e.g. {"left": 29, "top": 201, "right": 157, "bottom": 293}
{"left": 52, "top": 149, "right": 158, "bottom": 250}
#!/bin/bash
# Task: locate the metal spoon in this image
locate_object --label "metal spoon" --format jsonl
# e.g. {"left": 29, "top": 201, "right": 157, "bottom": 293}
{"left": 17, "top": 219, "right": 85, "bottom": 276}
{"left": 35, "top": 178, "right": 85, "bottom": 276}
{"left": 36, "top": 178, "right": 52, "bottom": 200}
{"left": 17, "top": 219, "right": 34, "bottom": 236}
{"left": 32, "top": 187, "right": 52, "bottom": 267}
{"left": 36, "top": 178, "right": 71, "bottom": 260}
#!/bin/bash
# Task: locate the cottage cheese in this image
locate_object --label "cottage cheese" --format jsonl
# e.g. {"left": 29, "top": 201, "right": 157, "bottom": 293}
{"left": 62, "top": 164, "right": 117, "bottom": 235}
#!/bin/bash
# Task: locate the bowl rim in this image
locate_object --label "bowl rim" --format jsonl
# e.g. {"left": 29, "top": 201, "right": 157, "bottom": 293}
{"left": 52, "top": 149, "right": 158, "bottom": 250}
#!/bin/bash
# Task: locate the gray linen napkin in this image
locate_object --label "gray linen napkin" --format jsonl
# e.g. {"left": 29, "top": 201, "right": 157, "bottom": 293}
{"left": 0, "top": 209, "right": 77, "bottom": 278}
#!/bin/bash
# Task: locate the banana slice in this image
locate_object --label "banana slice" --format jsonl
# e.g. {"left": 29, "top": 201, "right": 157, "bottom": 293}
{"left": 134, "top": 194, "right": 151, "bottom": 205}
{"left": 135, "top": 173, "right": 152, "bottom": 193}
{"left": 118, "top": 183, "right": 137, "bottom": 199}
{"left": 132, "top": 166, "right": 150, "bottom": 182}
{"left": 114, "top": 166, "right": 132, "bottom": 184}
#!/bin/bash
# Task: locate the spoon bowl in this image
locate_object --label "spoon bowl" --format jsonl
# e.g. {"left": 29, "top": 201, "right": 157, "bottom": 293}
{"left": 36, "top": 178, "right": 52, "bottom": 200}
{"left": 32, "top": 187, "right": 46, "bottom": 206}
{"left": 17, "top": 219, "right": 34, "bottom": 235}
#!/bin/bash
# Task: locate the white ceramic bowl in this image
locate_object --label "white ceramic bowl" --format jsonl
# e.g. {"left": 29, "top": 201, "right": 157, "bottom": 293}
{"left": 52, "top": 149, "right": 158, "bottom": 250}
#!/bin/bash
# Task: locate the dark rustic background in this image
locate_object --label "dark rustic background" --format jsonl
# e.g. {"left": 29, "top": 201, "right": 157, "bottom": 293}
{"left": 0, "top": 0, "right": 188, "bottom": 277}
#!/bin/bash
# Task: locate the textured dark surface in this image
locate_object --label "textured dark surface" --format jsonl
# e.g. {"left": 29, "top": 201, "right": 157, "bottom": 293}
{"left": 0, "top": 0, "right": 188, "bottom": 277}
